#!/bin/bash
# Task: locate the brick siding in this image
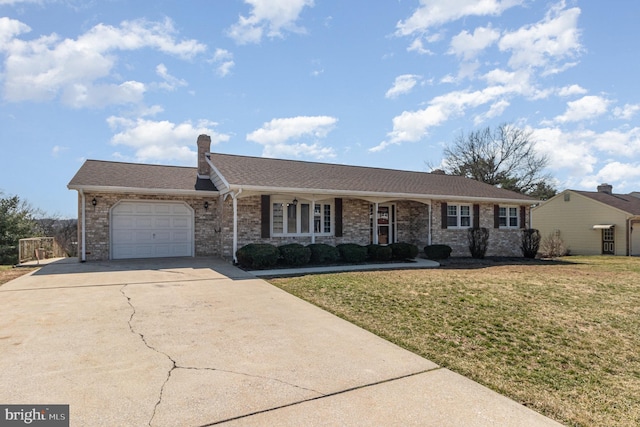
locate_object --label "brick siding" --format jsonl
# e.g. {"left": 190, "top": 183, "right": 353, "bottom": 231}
{"left": 78, "top": 192, "right": 220, "bottom": 261}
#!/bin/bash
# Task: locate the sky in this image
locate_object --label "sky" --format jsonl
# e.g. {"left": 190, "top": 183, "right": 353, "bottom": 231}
{"left": 1, "top": 0, "right": 639, "bottom": 218}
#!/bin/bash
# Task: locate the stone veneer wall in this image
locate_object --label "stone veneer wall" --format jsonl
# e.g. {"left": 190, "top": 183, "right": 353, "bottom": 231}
{"left": 77, "top": 192, "right": 220, "bottom": 261}
{"left": 430, "top": 201, "right": 530, "bottom": 257}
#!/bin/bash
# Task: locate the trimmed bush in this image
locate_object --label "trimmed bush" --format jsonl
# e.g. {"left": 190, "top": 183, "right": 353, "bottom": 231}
{"left": 367, "top": 244, "right": 393, "bottom": 261}
{"left": 521, "top": 229, "right": 541, "bottom": 259}
{"left": 278, "top": 243, "right": 311, "bottom": 266}
{"left": 307, "top": 243, "right": 339, "bottom": 264}
{"left": 468, "top": 227, "right": 490, "bottom": 259}
{"left": 336, "top": 243, "right": 368, "bottom": 263}
{"left": 424, "top": 244, "right": 452, "bottom": 260}
{"left": 389, "top": 242, "right": 419, "bottom": 260}
{"left": 235, "top": 243, "right": 280, "bottom": 269}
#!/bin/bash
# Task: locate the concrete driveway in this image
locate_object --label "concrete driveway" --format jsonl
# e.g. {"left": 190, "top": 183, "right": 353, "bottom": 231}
{"left": 0, "top": 258, "right": 562, "bottom": 426}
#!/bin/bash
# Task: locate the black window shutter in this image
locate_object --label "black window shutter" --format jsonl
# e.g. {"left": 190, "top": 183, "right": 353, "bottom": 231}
{"left": 441, "top": 202, "right": 448, "bottom": 229}
{"left": 335, "top": 198, "right": 343, "bottom": 237}
{"left": 473, "top": 204, "right": 480, "bottom": 229}
{"left": 520, "top": 206, "right": 526, "bottom": 229}
{"left": 494, "top": 205, "right": 500, "bottom": 229}
{"left": 261, "top": 195, "right": 270, "bottom": 238}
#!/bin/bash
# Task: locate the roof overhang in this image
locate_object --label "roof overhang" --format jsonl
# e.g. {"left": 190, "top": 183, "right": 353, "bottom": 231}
{"left": 592, "top": 224, "right": 615, "bottom": 229}
{"left": 224, "top": 184, "right": 533, "bottom": 204}
{"left": 67, "top": 184, "right": 219, "bottom": 196}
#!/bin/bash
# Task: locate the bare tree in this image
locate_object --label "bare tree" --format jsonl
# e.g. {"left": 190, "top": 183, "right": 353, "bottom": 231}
{"left": 441, "top": 123, "right": 556, "bottom": 198}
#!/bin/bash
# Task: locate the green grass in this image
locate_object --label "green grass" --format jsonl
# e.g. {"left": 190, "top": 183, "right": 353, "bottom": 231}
{"left": 269, "top": 256, "right": 640, "bottom": 427}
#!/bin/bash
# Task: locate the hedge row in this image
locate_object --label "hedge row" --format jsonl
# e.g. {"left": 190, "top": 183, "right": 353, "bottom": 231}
{"left": 236, "top": 242, "right": 421, "bottom": 270}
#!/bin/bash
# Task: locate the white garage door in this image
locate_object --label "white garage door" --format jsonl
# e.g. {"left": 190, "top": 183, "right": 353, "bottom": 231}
{"left": 111, "top": 201, "right": 194, "bottom": 259}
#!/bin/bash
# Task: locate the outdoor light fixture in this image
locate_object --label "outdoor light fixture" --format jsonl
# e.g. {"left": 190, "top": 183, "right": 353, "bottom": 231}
{"left": 91, "top": 197, "right": 97, "bottom": 207}
{"left": 204, "top": 201, "right": 209, "bottom": 210}
{"left": 292, "top": 197, "right": 298, "bottom": 206}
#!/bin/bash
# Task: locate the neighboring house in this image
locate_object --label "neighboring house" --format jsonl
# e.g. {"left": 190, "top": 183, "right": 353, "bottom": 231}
{"left": 68, "top": 135, "right": 535, "bottom": 262}
{"left": 532, "top": 184, "right": 640, "bottom": 256}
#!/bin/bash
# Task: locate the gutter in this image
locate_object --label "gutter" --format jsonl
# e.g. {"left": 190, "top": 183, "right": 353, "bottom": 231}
{"left": 68, "top": 185, "right": 219, "bottom": 197}
{"left": 224, "top": 184, "right": 533, "bottom": 205}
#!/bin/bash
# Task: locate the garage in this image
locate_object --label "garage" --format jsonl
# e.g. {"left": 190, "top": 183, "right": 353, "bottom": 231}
{"left": 111, "top": 201, "right": 194, "bottom": 259}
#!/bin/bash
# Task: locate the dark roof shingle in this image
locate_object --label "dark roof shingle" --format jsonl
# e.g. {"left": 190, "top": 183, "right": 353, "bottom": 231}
{"left": 68, "top": 160, "right": 217, "bottom": 192}
{"left": 576, "top": 191, "right": 640, "bottom": 215}
{"left": 209, "top": 153, "right": 534, "bottom": 201}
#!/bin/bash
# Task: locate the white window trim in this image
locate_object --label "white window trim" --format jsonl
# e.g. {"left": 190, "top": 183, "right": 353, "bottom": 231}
{"left": 499, "top": 206, "right": 520, "bottom": 229}
{"left": 271, "top": 198, "right": 334, "bottom": 237}
{"left": 447, "top": 204, "right": 473, "bottom": 229}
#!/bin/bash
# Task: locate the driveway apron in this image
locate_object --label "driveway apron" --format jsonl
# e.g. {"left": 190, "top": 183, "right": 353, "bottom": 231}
{"left": 0, "top": 258, "right": 562, "bottom": 426}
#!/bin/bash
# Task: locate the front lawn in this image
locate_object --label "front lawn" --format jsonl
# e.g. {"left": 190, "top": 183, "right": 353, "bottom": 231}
{"left": 0, "top": 265, "right": 37, "bottom": 286}
{"left": 269, "top": 256, "right": 640, "bottom": 427}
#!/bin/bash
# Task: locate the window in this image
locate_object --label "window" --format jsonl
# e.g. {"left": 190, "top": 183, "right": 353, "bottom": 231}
{"left": 499, "top": 206, "right": 519, "bottom": 228}
{"left": 273, "top": 199, "right": 332, "bottom": 235}
{"left": 447, "top": 204, "right": 472, "bottom": 228}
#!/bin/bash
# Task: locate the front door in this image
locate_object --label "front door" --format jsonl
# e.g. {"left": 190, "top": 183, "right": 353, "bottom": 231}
{"left": 602, "top": 228, "right": 615, "bottom": 255}
{"left": 371, "top": 204, "right": 395, "bottom": 245}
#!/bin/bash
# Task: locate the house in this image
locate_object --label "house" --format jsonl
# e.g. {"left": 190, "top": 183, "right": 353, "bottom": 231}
{"left": 67, "top": 135, "right": 535, "bottom": 262}
{"left": 532, "top": 184, "right": 640, "bottom": 256}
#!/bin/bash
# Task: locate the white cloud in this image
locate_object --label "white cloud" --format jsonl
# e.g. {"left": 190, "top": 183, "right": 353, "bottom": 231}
{"left": 247, "top": 115, "right": 337, "bottom": 159}
{"left": 614, "top": 104, "right": 640, "bottom": 120}
{"left": 396, "top": 0, "right": 522, "bottom": 37}
{"left": 0, "top": 17, "right": 31, "bottom": 48}
{"left": 406, "top": 38, "right": 432, "bottom": 55}
{"left": 107, "top": 117, "right": 230, "bottom": 164}
{"left": 210, "top": 48, "right": 235, "bottom": 77}
{"left": 374, "top": 81, "right": 524, "bottom": 151}
{"left": 155, "top": 64, "right": 187, "bottom": 91}
{"left": 385, "top": 74, "right": 422, "bottom": 99}
{"left": 580, "top": 162, "right": 640, "bottom": 192}
{"left": 51, "top": 145, "right": 68, "bottom": 157}
{"left": 590, "top": 127, "right": 640, "bottom": 157}
{"left": 558, "top": 84, "right": 587, "bottom": 97}
{"left": 227, "top": 0, "right": 314, "bottom": 44}
{"left": 1, "top": 18, "right": 206, "bottom": 107}
{"left": 551, "top": 95, "right": 610, "bottom": 124}
{"left": 498, "top": 3, "right": 582, "bottom": 72}
{"left": 449, "top": 25, "right": 500, "bottom": 60}
{"left": 530, "top": 126, "right": 598, "bottom": 177}
{"left": 473, "top": 99, "right": 510, "bottom": 125}
{"left": 61, "top": 80, "right": 147, "bottom": 108}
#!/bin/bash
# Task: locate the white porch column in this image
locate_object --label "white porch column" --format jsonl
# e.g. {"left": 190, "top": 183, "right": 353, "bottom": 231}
{"left": 231, "top": 190, "right": 241, "bottom": 263}
{"left": 373, "top": 202, "right": 379, "bottom": 244}
{"left": 311, "top": 200, "right": 316, "bottom": 244}
{"left": 428, "top": 203, "right": 432, "bottom": 246}
{"left": 233, "top": 196, "right": 237, "bottom": 262}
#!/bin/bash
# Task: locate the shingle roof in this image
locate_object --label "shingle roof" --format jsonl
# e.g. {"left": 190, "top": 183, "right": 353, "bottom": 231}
{"left": 68, "top": 160, "right": 217, "bottom": 192}
{"left": 576, "top": 190, "right": 640, "bottom": 215}
{"left": 209, "top": 153, "right": 534, "bottom": 201}
{"left": 68, "top": 155, "right": 535, "bottom": 202}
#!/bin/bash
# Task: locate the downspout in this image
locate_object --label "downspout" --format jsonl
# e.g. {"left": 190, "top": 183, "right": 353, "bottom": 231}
{"left": 80, "top": 189, "right": 86, "bottom": 262}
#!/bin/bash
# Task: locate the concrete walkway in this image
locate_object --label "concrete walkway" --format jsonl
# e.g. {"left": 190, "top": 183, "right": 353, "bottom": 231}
{"left": 0, "top": 257, "right": 562, "bottom": 426}
{"left": 251, "top": 256, "right": 440, "bottom": 277}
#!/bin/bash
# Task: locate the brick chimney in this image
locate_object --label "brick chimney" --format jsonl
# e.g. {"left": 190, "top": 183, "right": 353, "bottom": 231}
{"left": 197, "top": 134, "right": 211, "bottom": 178}
{"left": 597, "top": 183, "right": 613, "bottom": 194}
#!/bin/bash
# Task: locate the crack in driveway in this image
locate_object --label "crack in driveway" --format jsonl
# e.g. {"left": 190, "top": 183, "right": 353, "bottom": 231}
{"left": 120, "top": 285, "right": 323, "bottom": 426}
